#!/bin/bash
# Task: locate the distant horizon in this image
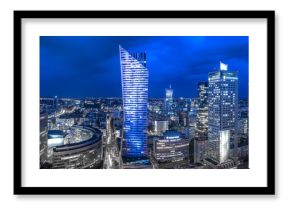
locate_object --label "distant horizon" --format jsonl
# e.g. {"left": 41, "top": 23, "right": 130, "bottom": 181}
{"left": 39, "top": 95, "right": 249, "bottom": 100}
{"left": 40, "top": 36, "right": 249, "bottom": 98}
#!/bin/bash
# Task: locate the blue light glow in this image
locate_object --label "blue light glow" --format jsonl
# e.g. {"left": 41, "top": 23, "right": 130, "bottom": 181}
{"left": 119, "top": 46, "right": 148, "bottom": 159}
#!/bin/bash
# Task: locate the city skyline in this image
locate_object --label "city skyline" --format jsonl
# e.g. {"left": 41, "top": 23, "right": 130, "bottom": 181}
{"left": 40, "top": 36, "right": 248, "bottom": 98}
{"left": 40, "top": 36, "right": 249, "bottom": 169}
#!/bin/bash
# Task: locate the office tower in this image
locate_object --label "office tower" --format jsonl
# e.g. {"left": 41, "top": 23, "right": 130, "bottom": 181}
{"left": 119, "top": 45, "right": 149, "bottom": 162}
{"left": 238, "top": 99, "right": 249, "bottom": 135}
{"left": 40, "top": 111, "right": 48, "bottom": 163}
{"left": 193, "top": 136, "right": 208, "bottom": 164}
{"left": 207, "top": 62, "right": 238, "bottom": 164}
{"left": 196, "top": 82, "right": 209, "bottom": 137}
{"left": 164, "top": 84, "right": 173, "bottom": 114}
{"left": 153, "top": 130, "right": 189, "bottom": 168}
{"left": 54, "top": 96, "right": 58, "bottom": 110}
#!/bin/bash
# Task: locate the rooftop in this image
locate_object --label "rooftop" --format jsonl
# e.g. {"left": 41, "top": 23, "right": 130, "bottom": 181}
{"left": 47, "top": 130, "right": 64, "bottom": 139}
{"left": 163, "top": 130, "right": 181, "bottom": 139}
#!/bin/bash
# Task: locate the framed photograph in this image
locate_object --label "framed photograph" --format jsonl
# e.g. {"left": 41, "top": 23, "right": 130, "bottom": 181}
{"left": 14, "top": 10, "right": 275, "bottom": 195}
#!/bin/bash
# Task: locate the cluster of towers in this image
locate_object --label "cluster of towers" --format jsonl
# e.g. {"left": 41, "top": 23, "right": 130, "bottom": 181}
{"left": 119, "top": 45, "right": 239, "bottom": 167}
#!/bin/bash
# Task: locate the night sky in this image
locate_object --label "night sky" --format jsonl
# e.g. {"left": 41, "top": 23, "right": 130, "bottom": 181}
{"left": 40, "top": 36, "right": 248, "bottom": 98}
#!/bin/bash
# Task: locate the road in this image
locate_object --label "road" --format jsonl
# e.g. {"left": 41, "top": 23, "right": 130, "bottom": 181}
{"left": 103, "top": 116, "right": 121, "bottom": 169}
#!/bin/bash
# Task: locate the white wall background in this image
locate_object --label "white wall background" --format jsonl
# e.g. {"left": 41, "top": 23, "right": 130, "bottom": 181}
{"left": 0, "top": 0, "right": 287, "bottom": 204}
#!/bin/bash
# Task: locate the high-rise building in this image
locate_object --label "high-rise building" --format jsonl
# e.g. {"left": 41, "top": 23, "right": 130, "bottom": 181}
{"left": 192, "top": 82, "right": 209, "bottom": 165}
{"left": 40, "top": 111, "right": 48, "bottom": 163}
{"left": 119, "top": 45, "right": 149, "bottom": 162}
{"left": 164, "top": 84, "right": 173, "bottom": 114}
{"left": 54, "top": 96, "right": 58, "bottom": 110}
{"left": 238, "top": 99, "right": 249, "bottom": 135}
{"left": 196, "top": 82, "right": 209, "bottom": 137}
{"left": 193, "top": 136, "right": 208, "bottom": 164}
{"left": 207, "top": 62, "right": 238, "bottom": 165}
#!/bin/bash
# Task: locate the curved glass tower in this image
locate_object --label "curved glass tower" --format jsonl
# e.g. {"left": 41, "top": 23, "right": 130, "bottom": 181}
{"left": 119, "top": 45, "right": 148, "bottom": 162}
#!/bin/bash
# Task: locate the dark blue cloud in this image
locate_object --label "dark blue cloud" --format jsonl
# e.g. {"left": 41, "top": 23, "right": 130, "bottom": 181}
{"left": 40, "top": 36, "right": 248, "bottom": 98}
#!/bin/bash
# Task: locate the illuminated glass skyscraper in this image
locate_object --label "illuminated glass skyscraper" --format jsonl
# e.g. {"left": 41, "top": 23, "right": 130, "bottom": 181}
{"left": 196, "top": 81, "right": 209, "bottom": 137}
{"left": 164, "top": 84, "right": 173, "bottom": 114}
{"left": 119, "top": 45, "right": 149, "bottom": 161}
{"left": 207, "top": 62, "right": 238, "bottom": 164}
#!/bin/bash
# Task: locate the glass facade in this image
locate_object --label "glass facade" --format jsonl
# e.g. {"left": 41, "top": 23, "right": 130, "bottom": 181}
{"left": 208, "top": 62, "right": 238, "bottom": 164}
{"left": 196, "top": 82, "right": 209, "bottom": 137}
{"left": 164, "top": 85, "right": 173, "bottom": 114}
{"left": 40, "top": 111, "right": 48, "bottom": 162}
{"left": 119, "top": 45, "right": 149, "bottom": 160}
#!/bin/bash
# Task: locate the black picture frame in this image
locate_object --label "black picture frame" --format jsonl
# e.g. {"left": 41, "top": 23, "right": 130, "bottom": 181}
{"left": 14, "top": 10, "right": 275, "bottom": 195}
